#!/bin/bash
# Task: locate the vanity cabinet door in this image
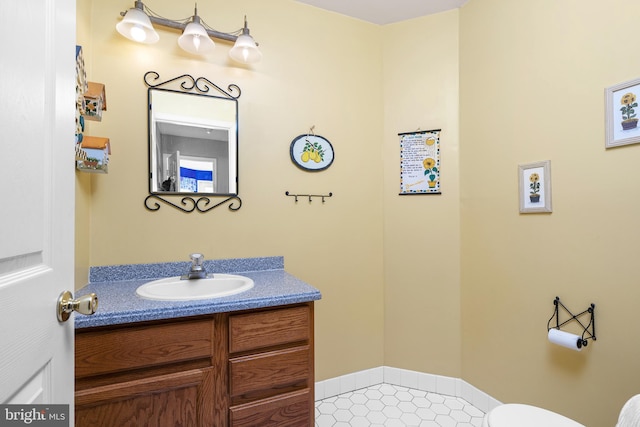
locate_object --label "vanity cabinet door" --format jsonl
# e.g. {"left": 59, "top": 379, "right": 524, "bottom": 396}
{"left": 75, "top": 367, "right": 214, "bottom": 427}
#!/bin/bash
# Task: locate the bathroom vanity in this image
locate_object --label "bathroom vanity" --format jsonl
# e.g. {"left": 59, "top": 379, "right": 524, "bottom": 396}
{"left": 74, "top": 257, "right": 321, "bottom": 427}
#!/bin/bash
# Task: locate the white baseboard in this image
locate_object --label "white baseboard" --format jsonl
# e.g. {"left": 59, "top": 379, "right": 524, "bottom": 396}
{"left": 315, "top": 366, "right": 502, "bottom": 414}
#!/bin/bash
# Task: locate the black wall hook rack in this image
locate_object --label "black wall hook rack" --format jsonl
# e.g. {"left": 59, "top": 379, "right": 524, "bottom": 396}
{"left": 547, "top": 296, "right": 596, "bottom": 348}
{"left": 285, "top": 191, "right": 333, "bottom": 203}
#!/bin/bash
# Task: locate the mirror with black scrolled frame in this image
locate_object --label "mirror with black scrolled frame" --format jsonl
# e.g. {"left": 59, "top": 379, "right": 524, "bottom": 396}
{"left": 143, "top": 72, "right": 242, "bottom": 213}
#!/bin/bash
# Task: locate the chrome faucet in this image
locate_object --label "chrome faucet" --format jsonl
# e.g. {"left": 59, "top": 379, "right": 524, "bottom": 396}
{"left": 181, "top": 253, "right": 208, "bottom": 280}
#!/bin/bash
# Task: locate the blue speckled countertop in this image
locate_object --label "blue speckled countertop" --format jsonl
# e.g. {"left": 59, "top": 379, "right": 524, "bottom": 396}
{"left": 75, "top": 256, "right": 321, "bottom": 329}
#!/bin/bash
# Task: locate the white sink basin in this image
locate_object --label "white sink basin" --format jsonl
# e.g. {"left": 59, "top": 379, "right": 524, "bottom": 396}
{"left": 136, "top": 274, "right": 254, "bottom": 301}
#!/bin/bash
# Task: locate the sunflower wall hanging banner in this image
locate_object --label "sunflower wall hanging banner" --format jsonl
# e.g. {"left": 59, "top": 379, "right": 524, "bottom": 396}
{"left": 399, "top": 129, "right": 441, "bottom": 194}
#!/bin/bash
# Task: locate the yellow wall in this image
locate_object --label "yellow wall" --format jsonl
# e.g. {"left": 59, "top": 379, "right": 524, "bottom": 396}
{"left": 77, "top": 0, "right": 385, "bottom": 381}
{"left": 76, "top": 0, "right": 640, "bottom": 424}
{"left": 382, "top": 11, "right": 462, "bottom": 377}
{"left": 460, "top": 0, "right": 640, "bottom": 424}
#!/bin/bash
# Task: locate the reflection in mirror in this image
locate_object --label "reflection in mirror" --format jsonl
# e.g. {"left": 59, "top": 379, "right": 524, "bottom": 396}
{"left": 149, "top": 88, "right": 237, "bottom": 196}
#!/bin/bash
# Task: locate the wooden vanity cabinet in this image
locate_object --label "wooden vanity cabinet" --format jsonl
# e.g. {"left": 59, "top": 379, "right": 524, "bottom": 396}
{"left": 75, "top": 302, "right": 314, "bottom": 427}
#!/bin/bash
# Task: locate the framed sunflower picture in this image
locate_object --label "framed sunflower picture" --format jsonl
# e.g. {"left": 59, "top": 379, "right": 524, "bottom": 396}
{"left": 399, "top": 129, "right": 441, "bottom": 194}
{"left": 605, "top": 77, "right": 640, "bottom": 148}
{"left": 519, "top": 160, "right": 552, "bottom": 214}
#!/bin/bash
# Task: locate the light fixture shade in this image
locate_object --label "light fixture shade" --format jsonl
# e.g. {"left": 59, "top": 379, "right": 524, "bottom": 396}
{"left": 116, "top": 8, "right": 159, "bottom": 44}
{"left": 178, "top": 21, "right": 215, "bottom": 54}
{"left": 229, "top": 34, "right": 262, "bottom": 64}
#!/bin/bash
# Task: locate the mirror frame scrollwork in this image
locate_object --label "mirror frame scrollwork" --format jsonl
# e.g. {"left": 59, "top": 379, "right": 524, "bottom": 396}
{"left": 143, "top": 71, "right": 242, "bottom": 213}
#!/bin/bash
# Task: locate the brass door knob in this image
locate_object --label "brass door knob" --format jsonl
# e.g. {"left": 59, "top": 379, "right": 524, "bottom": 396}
{"left": 57, "top": 291, "right": 98, "bottom": 322}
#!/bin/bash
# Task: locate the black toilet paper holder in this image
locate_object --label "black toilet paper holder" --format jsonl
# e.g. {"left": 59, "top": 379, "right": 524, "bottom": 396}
{"left": 547, "top": 296, "right": 596, "bottom": 348}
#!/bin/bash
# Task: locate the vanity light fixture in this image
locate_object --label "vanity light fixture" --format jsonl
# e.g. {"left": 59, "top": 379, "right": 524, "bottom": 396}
{"left": 228, "top": 18, "right": 263, "bottom": 64}
{"left": 116, "top": 1, "right": 262, "bottom": 64}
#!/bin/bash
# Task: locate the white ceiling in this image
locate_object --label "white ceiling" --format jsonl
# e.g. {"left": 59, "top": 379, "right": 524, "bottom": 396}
{"left": 294, "top": 0, "right": 470, "bottom": 25}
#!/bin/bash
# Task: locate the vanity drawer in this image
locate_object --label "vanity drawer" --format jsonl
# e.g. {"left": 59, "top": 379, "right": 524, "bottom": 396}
{"left": 229, "top": 305, "right": 310, "bottom": 354}
{"left": 229, "top": 388, "right": 311, "bottom": 427}
{"left": 229, "top": 345, "right": 310, "bottom": 398}
{"left": 75, "top": 318, "right": 214, "bottom": 378}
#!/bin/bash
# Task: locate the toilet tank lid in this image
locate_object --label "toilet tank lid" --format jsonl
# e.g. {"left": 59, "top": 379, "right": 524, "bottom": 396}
{"left": 488, "top": 404, "right": 585, "bottom": 427}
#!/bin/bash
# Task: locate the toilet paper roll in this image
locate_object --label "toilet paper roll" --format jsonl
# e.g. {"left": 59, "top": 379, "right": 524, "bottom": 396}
{"left": 548, "top": 328, "right": 582, "bottom": 351}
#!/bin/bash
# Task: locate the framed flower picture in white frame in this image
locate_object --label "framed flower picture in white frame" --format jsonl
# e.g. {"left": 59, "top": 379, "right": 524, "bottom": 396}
{"left": 519, "top": 160, "right": 552, "bottom": 214}
{"left": 605, "top": 77, "right": 640, "bottom": 148}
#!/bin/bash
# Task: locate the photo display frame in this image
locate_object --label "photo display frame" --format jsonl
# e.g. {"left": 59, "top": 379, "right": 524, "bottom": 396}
{"left": 519, "top": 160, "right": 552, "bottom": 214}
{"left": 399, "top": 129, "right": 441, "bottom": 195}
{"left": 605, "top": 77, "right": 640, "bottom": 148}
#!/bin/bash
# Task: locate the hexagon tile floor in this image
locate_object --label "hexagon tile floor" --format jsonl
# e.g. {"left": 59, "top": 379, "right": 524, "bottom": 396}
{"left": 315, "top": 383, "right": 485, "bottom": 427}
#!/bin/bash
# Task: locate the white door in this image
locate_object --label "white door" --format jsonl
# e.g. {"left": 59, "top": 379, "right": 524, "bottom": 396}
{"left": 0, "top": 0, "right": 77, "bottom": 418}
{"left": 169, "top": 150, "right": 181, "bottom": 191}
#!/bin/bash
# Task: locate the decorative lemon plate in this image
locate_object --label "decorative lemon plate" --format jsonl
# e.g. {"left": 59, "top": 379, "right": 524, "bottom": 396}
{"left": 290, "top": 134, "right": 334, "bottom": 171}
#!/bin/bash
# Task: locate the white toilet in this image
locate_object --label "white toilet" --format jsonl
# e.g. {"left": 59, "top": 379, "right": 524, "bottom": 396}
{"left": 482, "top": 404, "right": 585, "bottom": 427}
